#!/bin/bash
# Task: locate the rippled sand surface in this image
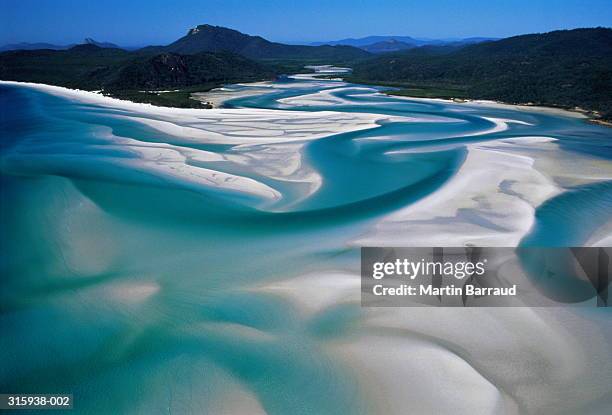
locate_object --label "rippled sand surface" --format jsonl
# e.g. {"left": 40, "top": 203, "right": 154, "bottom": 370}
{"left": 1, "top": 74, "right": 612, "bottom": 414}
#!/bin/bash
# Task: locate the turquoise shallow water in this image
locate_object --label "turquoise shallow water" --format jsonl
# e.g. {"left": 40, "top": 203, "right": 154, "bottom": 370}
{"left": 1, "top": 77, "right": 612, "bottom": 414}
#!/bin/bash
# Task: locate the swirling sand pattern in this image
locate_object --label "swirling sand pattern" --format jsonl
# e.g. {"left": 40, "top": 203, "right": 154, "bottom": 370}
{"left": 1, "top": 75, "right": 612, "bottom": 414}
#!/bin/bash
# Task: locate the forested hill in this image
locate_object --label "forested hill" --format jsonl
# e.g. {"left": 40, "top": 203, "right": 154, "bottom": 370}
{"left": 2, "top": 26, "right": 610, "bottom": 114}
{"left": 0, "top": 45, "right": 276, "bottom": 107}
{"left": 0, "top": 45, "right": 274, "bottom": 88}
{"left": 0, "top": 24, "right": 370, "bottom": 107}
{"left": 352, "top": 28, "right": 612, "bottom": 119}
{"left": 161, "top": 24, "right": 370, "bottom": 61}
{"left": 107, "top": 52, "right": 274, "bottom": 90}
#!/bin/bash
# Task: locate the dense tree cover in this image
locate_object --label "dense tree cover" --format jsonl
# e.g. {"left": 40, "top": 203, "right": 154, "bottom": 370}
{"left": 0, "top": 45, "right": 274, "bottom": 90}
{"left": 0, "top": 24, "right": 366, "bottom": 107}
{"left": 0, "top": 45, "right": 276, "bottom": 106}
{"left": 162, "top": 24, "right": 370, "bottom": 61}
{"left": 0, "top": 45, "right": 132, "bottom": 90}
{"left": 352, "top": 28, "right": 612, "bottom": 119}
{"left": 107, "top": 52, "right": 274, "bottom": 90}
{"left": 2, "top": 26, "right": 609, "bottom": 116}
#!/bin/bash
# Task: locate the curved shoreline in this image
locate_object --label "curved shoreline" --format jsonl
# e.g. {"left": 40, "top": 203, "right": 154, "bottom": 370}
{"left": 381, "top": 89, "right": 612, "bottom": 128}
{"left": 3, "top": 78, "right": 606, "bottom": 127}
{"left": 3, "top": 75, "right": 612, "bottom": 415}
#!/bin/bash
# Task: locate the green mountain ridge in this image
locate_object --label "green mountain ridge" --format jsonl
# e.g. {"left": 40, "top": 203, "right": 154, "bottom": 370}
{"left": 0, "top": 24, "right": 371, "bottom": 107}
{"left": 108, "top": 52, "right": 274, "bottom": 90}
{"left": 351, "top": 28, "right": 612, "bottom": 119}
{"left": 0, "top": 25, "right": 610, "bottom": 117}
{"left": 0, "top": 43, "right": 277, "bottom": 107}
{"left": 162, "top": 24, "right": 371, "bottom": 61}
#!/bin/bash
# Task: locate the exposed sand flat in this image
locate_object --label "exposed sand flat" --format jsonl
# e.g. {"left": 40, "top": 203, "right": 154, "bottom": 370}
{"left": 192, "top": 69, "right": 350, "bottom": 107}
{"left": 254, "top": 265, "right": 611, "bottom": 414}
{"left": 355, "top": 134, "right": 612, "bottom": 247}
{"left": 304, "top": 65, "right": 352, "bottom": 74}
{"left": 1, "top": 80, "right": 467, "bottom": 206}
{"left": 4, "top": 77, "right": 612, "bottom": 415}
{"left": 119, "top": 154, "right": 283, "bottom": 201}
{"left": 344, "top": 306, "right": 612, "bottom": 415}
{"left": 278, "top": 86, "right": 375, "bottom": 106}
{"left": 109, "top": 132, "right": 278, "bottom": 189}
{"left": 191, "top": 86, "right": 273, "bottom": 108}
{"left": 469, "top": 99, "right": 590, "bottom": 119}
{"left": 389, "top": 93, "right": 590, "bottom": 120}
{"left": 355, "top": 138, "right": 561, "bottom": 247}
{"left": 253, "top": 257, "right": 611, "bottom": 414}
{"left": 1, "top": 123, "right": 283, "bottom": 202}
{"left": 467, "top": 117, "right": 532, "bottom": 136}
{"left": 0, "top": 81, "right": 398, "bottom": 145}
{"left": 131, "top": 111, "right": 385, "bottom": 144}
{"left": 224, "top": 142, "right": 324, "bottom": 205}
{"left": 0, "top": 81, "right": 402, "bottom": 205}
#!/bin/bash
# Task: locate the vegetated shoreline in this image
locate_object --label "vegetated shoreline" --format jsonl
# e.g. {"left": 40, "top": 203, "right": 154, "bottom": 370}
{"left": 344, "top": 77, "right": 611, "bottom": 127}
{"left": 50, "top": 68, "right": 311, "bottom": 109}
{"left": 100, "top": 77, "right": 274, "bottom": 109}
{"left": 2, "top": 76, "right": 609, "bottom": 128}
{"left": 103, "top": 63, "right": 314, "bottom": 108}
{"left": 112, "top": 73, "right": 611, "bottom": 127}
{"left": 106, "top": 83, "right": 222, "bottom": 109}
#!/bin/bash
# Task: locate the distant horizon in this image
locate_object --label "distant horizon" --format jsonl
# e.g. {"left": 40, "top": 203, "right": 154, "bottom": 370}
{"left": 2, "top": 0, "right": 611, "bottom": 46}
{"left": 1, "top": 24, "right": 610, "bottom": 50}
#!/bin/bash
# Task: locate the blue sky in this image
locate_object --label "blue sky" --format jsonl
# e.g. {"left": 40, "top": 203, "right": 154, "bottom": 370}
{"left": 1, "top": 0, "right": 611, "bottom": 46}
